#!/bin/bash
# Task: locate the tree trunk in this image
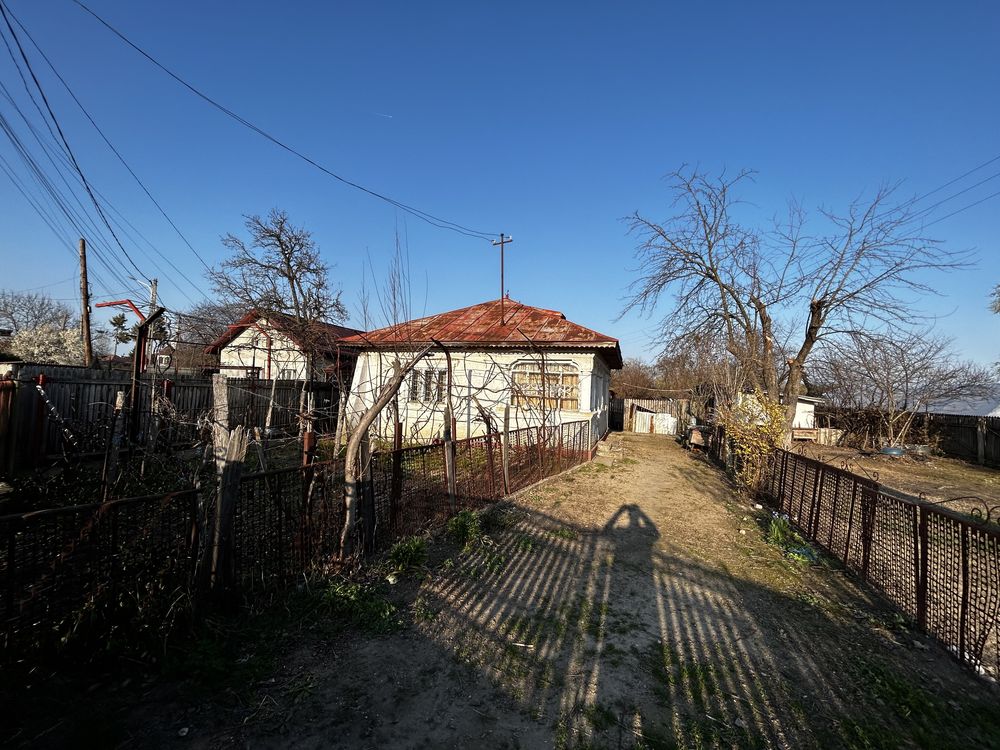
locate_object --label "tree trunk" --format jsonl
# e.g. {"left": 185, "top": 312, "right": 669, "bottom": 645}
{"left": 340, "top": 347, "right": 431, "bottom": 559}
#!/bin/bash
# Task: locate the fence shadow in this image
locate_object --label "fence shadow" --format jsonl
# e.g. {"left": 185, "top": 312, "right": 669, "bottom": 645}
{"left": 330, "top": 502, "right": 986, "bottom": 749}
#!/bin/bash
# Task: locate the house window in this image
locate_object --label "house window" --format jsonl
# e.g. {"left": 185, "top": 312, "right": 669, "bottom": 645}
{"left": 279, "top": 368, "right": 297, "bottom": 380}
{"left": 156, "top": 354, "right": 171, "bottom": 369}
{"left": 410, "top": 369, "right": 446, "bottom": 403}
{"left": 512, "top": 362, "right": 579, "bottom": 411}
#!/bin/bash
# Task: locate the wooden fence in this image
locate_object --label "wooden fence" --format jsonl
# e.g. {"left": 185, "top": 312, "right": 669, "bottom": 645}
{"left": 763, "top": 449, "right": 1000, "bottom": 679}
{"left": 816, "top": 407, "right": 1000, "bottom": 467}
{"left": 912, "top": 413, "right": 1000, "bottom": 467}
{"left": 0, "top": 420, "right": 592, "bottom": 662}
{"left": 610, "top": 397, "right": 694, "bottom": 432}
{"left": 0, "top": 363, "right": 335, "bottom": 475}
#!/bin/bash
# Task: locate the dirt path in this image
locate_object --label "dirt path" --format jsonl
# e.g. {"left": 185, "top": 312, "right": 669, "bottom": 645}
{"left": 31, "top": 434, "right": 998, "bottom": 749}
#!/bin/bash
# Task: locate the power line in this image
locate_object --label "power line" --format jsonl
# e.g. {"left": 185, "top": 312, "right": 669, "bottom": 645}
{"left": 0, "top": 68, "right": 199, "bottom": 304}
{"left": 923, "top": 188, "right": 1000, "bottom": 229}
{"left": 906, "top": 169, "right": 1000, "bottom": 223}
{"left": 6, "top": 3, "right": 214, "bottom": 275}
{"left": 70, "top": 0, "right": 498, "bottom": 242}
{"left": 0, "top": 107, "right": 138, "bottom": 295}
{"left": 0, "top": 105, "right": 142, "bottom": 296}
{"left": 0, "top": 1, "right": 149, "bottom": 281}
{"left": 907, "top": 153, "right": 1000, "bottom": 207}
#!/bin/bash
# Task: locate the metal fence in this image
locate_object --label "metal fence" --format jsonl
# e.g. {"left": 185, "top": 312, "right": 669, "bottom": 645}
{"left": 763, "top": 449, "right": 1000, "bottom": 678}
{"left": 0, "top": 489, "right": 199, "bottom": 658}
{"left": 0, "top": 419, "right": 592, "bottom": 662}
{"left": 367, "top": 420, "right": 591, "bottom": 551}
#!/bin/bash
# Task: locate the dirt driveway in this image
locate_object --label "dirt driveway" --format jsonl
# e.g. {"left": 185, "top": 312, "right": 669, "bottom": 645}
{"left": 24, "top": 433, "right": 1000, "bottom": 749}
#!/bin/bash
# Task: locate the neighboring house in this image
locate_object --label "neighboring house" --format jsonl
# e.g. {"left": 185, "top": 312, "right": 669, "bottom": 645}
{"left": 340, "top": 297, "right": 623, "bottom": 442}
{"left": 926, "top": 384, "right": 1000, "bottom": 417}
{"left": 98, "top": 353, "right": 132, "bottom": 372}
{"left": 205, "top": 311, "right": 361, "bottom": 383}
{"left": 152, "top": 342, "right": 219, "bottom": 377}
{"left": 732, "top": 391, "right": 824, "bottom": 439}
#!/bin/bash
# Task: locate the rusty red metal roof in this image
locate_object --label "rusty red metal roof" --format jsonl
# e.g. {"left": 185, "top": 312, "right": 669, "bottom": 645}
{"left": 340, "top": 298, "right": 622, "bottom": 368}
{"left": 205, "top": 310, "right": 362, "bottom": 354}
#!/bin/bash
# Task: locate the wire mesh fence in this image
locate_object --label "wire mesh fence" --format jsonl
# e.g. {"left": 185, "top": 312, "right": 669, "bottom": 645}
{"left": 764, "top": 449, "right": 1000, "bottom": 679}
{"left": 1, "top": 419, "right": 592, "bottom": 662}
{"left": 0, "top": 489, "right": 198, "bottom": 659}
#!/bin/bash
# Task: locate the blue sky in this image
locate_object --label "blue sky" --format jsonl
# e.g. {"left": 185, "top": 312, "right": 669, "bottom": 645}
{"left": 0, "top": 1, "right": 997, "bottom": 363}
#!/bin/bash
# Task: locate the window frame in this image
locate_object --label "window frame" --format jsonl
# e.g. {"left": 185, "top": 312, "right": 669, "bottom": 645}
{"left": 409, "top": 368, "right": 446, "bottom": 404}
{"left": 511, "top": 360, "right": 580, "bottom": 411}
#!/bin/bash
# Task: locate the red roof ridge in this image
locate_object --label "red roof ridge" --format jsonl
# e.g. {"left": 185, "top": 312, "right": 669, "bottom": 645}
{"left": 205, "top": 310, "right": 362, "bottom": 354}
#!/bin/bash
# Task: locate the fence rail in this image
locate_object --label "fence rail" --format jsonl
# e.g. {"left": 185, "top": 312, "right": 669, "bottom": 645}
{"left": 0, "top": 419, "right": 591, "bottom": 662}
{"left": 763, "top": 449, "right": 1000, "bottom": 678}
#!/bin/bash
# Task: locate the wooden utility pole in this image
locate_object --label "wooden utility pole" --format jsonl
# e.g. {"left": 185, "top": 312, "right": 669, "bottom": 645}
{"left": 146, "top": 278, "right": 158, "bottom": 369}
{"left": 492, "top": 233, "right": 513, "bottom": 324}
{"left": 78, "top": 238, "right": 93, "bottom": 367}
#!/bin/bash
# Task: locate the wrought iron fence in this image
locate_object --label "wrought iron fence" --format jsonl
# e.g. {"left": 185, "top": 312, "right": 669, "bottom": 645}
{"left": 1, "top": 420, "right": 592, "bottom": 662}
{"left": 764, "top": 449, "right": 1000, "bottom": 678}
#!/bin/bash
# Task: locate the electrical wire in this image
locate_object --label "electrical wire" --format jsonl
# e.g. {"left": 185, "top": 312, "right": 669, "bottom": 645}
{"left": 922, "top": 188, "right": 1000, "bottom": 229}
{"left": 5, "top": 3, "right": 214, "bottom": 276}
{"left": 70, "top": 0, "right": 499, "bottom": 242}
{"left": 0, "top": 1, "right": 150, "bottom": 281}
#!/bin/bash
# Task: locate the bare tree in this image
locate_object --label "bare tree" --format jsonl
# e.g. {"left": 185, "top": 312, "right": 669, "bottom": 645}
{"left": 179, "top": 299, "right": 249, "bottom": 345}
{"left": 209, "top": 209, "right": 347, "bottom": 331}
{"left": 610, "top": 358, "right": 659, "bottom": 398}
{"left": 624, "top": 166, "right": 972, "bottom": 434}
{"left": 0, "top": 290, "right": 74, "bottom": 334}
{"left": 813, "top": 330, "right": 992, "bottom": 447}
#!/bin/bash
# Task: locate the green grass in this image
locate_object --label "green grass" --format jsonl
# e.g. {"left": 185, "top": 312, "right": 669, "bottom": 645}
{"left": 583, "top": 702, "right": 618, "bottom": 731}
{"left": 387, "top": 536, "right": 427, "bottom": 574}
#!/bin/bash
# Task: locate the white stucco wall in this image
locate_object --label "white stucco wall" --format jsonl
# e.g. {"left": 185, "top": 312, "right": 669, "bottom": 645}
{"left": 345, "top": 348, "right": 612, "bottom": 443}
{"left": 219, "top": 325, "right": 309, "bottom": 379}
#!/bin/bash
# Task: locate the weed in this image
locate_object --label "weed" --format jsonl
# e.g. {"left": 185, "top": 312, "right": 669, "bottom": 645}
{"left": 483, "top": 549, "right": 506, "bottom": 574}
{"left": 319, "top": 580, "right": 400, "bottom": 634}
{"left": 447, "top": 510, "right": 482, "bottom": 551}
{"left": 413, "top": 596, "right": 438, "bottom": 622}
{"left": 387, "top": 536, "right": 427, "bottom": 574}
{"left": 482, "top": 504, "right": 520, "bottom": 532}
{"left": 516, "top": 534, "right": 535, "bottom": 552}
{"left": 549, "top": 526, "right": 578, "bottom": 541}
{"left": 766, "top": 514, "right": 817, "bottom": 564}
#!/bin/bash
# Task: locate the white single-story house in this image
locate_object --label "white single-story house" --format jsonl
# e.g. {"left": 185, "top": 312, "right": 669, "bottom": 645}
{"left": 205, "top": 310, "right": 361, "bottom": 383}
{"left": 340, "top": 298, "right": 623, "bottom": 443}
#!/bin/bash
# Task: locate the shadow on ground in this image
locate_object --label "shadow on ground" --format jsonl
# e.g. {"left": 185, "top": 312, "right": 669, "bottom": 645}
{"left": 9, "top": 435, "right": 1000, "bottom": 749}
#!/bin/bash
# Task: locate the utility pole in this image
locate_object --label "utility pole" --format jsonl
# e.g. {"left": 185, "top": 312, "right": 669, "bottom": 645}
{"left": 78, "top": 237, "right": 93, "bottom": 367}
{"left": 146, "top": 278, "right": 158, "bottom": 370}
{"left": 492, "top": 233, "right": 513, "bottom": 325}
